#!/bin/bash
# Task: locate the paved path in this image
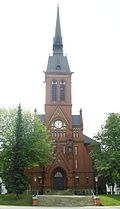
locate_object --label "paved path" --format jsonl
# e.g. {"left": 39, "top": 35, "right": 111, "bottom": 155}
{"left": 0, "top": 206, "right": 120, "bottom": 209}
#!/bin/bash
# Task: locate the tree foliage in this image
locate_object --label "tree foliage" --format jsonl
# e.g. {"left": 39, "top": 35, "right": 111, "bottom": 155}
{"left": 91, "top": 112, "right": 120, "bottom": 184}
{"left": 0, "top": 106, "right": 53, "bottom": 194}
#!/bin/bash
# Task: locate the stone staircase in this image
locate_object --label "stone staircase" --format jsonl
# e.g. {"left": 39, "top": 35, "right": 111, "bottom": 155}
{"left": 37, "top": 194, "right": 94, "bottom": 207}
{"left": 45, "top": 189, "right": 73, "bottom": 195}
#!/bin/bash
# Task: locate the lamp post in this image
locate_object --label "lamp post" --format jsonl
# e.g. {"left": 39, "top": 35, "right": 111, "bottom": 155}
{"left": 75, "top": 175, "right": 79, "bottom": 195}
{"left": 73, "top": 171, "right": 75, "bottom": 194}
{"left": 38, "top": 175, "right": 42, "bottom": 194}
{"left": 41, "top": 167, "right": 45, "bottom": 195}
{"left": 95, "top": 176, "right": 98, "bottom": 195}
{"left": 34, "top": 176, "right": 37, "bottom": 195}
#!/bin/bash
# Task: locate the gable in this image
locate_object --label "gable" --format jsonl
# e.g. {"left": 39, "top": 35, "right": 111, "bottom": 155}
{"left": 48, "top": 106, "right": 69, "bottom": 125}
{"left": 46, "top": 151, "right": 70, "bottom": 174}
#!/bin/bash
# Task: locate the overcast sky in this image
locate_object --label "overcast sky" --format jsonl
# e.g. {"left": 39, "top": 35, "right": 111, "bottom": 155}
{"left": 0, "top": 0, "right": 120, "bottom": 137}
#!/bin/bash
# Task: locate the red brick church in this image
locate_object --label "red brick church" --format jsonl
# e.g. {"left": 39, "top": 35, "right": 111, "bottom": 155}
{"left": 27, "top": 6, "right": 94, "bottom": 194}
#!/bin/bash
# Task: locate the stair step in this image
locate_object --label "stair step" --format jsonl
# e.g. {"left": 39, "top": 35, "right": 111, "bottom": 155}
{"left": 37, "top": 195, "right": 94, "bottom": 206}
{"left": 46, "top": 190, "right": 73, "bottom": 195}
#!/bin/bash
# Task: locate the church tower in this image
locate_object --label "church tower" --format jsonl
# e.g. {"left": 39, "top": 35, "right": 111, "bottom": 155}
{"left": 43, "top": 6, "right": 94, "bottom": 193}
{"left": 45, "top": 6, "right": 73, "bottom": 140}
{"left": 27, "top": 6, "right": 94, "bottom": 194}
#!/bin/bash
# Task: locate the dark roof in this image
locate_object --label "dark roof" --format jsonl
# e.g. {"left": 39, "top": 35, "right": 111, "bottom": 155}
{"left": 47, "top": 54, "right": 70, "bottom": 73}
{"left": 38, "top": 114, "right": 45, "bottom": 124}
{"left": 72, "top": 115, "right": 81, "bottom": 126}
{"left": 38, "top": 114, "right": 81, "bottom": 126}
{"left": 83, "top": 135, "right": 91, "bottom": 144}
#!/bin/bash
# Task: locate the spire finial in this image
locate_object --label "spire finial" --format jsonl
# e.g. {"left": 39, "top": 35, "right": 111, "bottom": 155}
{"left": 53, "top": 6, "right": 63, "bottom": 54}
{"left": 34, "top": 108, "right": 37, "bottom": 114}
{"left": 80, "top": 108, "right": 82, "bottom": 115}
{"left": 79, "top": 108, "right": 83, "bottom": 131}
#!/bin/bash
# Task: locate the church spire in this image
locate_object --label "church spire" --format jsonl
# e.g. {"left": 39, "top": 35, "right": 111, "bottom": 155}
{"left": 47, "top": 6, "right": 70, "bottom": 73}
{"left": 53, "top": 6, "right": 63, "bottom": 54}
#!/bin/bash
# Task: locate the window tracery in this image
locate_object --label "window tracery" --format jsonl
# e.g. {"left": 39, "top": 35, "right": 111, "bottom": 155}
{"left": 73, "top": 128, "right": 79, "bottom": 138}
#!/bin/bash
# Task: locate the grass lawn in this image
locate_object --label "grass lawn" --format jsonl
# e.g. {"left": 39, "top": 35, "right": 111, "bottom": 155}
{"left": 100, "top": 195, "right": 120, "bottom": 206}
{"left": 0, "top": 194, "right": 32, "bottom": 206}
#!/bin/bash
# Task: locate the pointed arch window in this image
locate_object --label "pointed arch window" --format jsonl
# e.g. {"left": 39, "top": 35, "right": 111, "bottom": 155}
{"left": 52, "top": 80, "right": 57, "bottom": 101}
{"left": 60, "top": 80, "right": 65, "bottom": 101}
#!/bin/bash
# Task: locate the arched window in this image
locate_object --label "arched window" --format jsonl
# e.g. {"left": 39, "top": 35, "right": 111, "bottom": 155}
{"left": 52, "top": 80, "right": 57, "bottom": 101}
{"left": 60, "top": 80, "right": 65, "bottom": 101}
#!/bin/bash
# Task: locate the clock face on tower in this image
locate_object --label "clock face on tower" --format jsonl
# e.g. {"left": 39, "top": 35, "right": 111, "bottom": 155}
{"left": 54, "top": 120, "right": 62, "bottom": 128}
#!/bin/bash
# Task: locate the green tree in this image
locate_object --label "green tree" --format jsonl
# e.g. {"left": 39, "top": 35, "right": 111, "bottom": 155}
{"left": 11, "top": 104, "right": 28, "bottom": 195}
{"left": 0, "top": 106, "right": 53, "bottom": 195}
{"left": 91, "top": 113, "right": 120, "bottom": 184}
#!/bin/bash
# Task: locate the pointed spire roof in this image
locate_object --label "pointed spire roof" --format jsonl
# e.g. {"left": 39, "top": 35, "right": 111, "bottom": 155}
{"left": 53, "top": 6, "right": 63, "bottom": 54}
{"left": 46, "top": 6, "right": 71, "bottom": 74}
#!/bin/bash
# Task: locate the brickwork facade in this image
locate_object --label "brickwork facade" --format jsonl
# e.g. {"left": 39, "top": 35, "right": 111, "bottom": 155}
{"left": 27, "top": 7, "right": 94, "bottom": 195}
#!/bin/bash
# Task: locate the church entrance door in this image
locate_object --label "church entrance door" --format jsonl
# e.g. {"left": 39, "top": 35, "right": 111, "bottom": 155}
{"left": 53, "top": 168, "right": 66, "bottom": 190}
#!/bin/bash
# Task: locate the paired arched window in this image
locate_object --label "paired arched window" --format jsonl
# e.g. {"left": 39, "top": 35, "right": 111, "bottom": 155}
{"left": 51, "top": 80, "right": 65, "bottom": 102}
{"left": 52, "top": 80, "right": 57, "bottom": 101}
